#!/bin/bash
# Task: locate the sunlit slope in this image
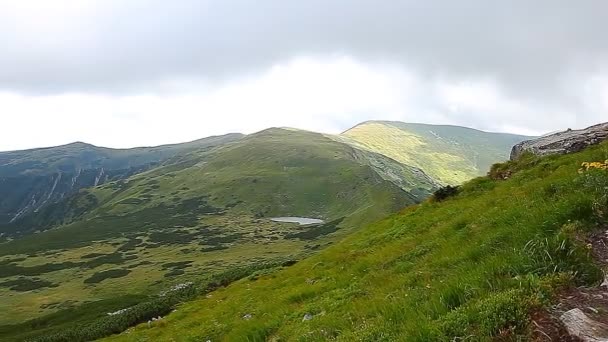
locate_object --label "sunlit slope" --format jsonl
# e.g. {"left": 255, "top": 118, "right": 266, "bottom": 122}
{"left": 340, "top": 121, "right": 531, "bottom": 185}
{"left": 108, "top": 141, "right": 608, "bottom": 341}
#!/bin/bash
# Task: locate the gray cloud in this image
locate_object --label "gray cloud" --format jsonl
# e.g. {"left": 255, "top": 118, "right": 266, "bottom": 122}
{"left": 1, "top": 0, "right": 608, "bottom": 96}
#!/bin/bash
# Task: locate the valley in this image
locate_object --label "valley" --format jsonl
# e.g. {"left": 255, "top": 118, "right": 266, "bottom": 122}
{"left": 3, "top": 2, "right": 607, "bottom": 340}
{"left": 0, "top": 122, "right": 534, "bottom": 341}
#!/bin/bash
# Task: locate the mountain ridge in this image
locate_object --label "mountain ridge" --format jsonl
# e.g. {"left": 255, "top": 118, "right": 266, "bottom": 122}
{"left": 0, "top": 133, "right": 244, "bottom": 225}
{"left": 339, "top": 121, "right": 531, "bottom": 185}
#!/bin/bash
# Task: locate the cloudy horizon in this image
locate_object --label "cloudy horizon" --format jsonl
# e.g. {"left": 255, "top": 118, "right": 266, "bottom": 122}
{"left": 1, "top": 0, "right": 607, "bottom": 151}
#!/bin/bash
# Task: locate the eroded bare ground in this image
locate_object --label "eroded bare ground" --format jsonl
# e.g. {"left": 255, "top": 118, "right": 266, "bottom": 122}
{"left": 533, "top": 227, "right": 608, "bottom": 341}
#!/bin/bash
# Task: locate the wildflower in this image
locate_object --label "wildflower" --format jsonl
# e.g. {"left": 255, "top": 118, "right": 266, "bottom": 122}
{"left": 578, "top": 160, "right": 608, "bottom": 173}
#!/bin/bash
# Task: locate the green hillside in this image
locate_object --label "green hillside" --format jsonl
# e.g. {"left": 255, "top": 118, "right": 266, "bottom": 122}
{"left": 0, "top": 134, "right": 246, "bottom": 177}
{"left": 98, "top": 142, "right": 608, "bottom": 341}
{"left": 340, "top": 121, "right": 531, "bottom": 185}
{"left": 0, "top": 128, "right": 437, "bottom": 340}
{"left": 0, "top": 134, "right": 244, "bottom": 226}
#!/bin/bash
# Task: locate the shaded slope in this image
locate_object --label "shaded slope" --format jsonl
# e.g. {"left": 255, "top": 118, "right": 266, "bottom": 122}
{"left": 0, "top": 134, "right": 244, "bottom": 226}
{"left": 106, "top": 141, "right": 608, "bottom": 341}
{"left": 340, "top": 121, "right": 531, "bottom": 185}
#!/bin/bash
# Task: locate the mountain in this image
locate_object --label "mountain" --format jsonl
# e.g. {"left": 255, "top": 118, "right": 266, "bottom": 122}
{"left": 0, "top": 134, "right": 244, "bottom": 225}
{"left": 0, "top": 123, "right": 539, "bottom": 341}
{"left": 339, "top": 121, "right": 532, "bottom": 185}
{"left": 0, "top": 127, "right": 438, "bottom": 336}
{"left": 96, "top": 139, "right": 608, "bottom": 341}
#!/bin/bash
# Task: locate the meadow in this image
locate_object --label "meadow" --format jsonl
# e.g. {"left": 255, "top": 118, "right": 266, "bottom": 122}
{"left": 103, "top": 142, "right": 608, "bottom": 341}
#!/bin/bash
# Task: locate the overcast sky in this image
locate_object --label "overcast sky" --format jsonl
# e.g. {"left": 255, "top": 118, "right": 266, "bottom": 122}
{"left": 1, "top": 0, "right": 607, "bottom": 151}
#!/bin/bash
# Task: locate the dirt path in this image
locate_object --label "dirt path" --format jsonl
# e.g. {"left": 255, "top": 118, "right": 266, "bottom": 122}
{"left": 532, "top": 227, "right": 608, "bottom": 341}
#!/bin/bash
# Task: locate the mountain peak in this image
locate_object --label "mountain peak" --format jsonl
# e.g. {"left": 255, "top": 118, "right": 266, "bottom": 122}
{"left": 64, "top": 141, "right": 96, "bottom": 148}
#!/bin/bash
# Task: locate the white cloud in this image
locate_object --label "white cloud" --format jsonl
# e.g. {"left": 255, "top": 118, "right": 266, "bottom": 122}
{"left": 0, "top": 55, "right": 605, "bottom": 151}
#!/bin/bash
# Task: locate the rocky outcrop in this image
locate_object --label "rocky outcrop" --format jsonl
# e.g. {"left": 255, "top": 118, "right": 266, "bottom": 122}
{"left": 511, "top": 122, "right": 608, "bottom": 160}
{"left": 560, "top": 308, "right": 608, "bottom": 342}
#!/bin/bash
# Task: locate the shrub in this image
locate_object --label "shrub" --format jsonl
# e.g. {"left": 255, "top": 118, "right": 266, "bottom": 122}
{"left": 431, "top": 185, "right": 459, "bottom": 202}
{"left": 440, "top": 290, "right": 532, "bottom": 338}
{"left": 488, "top": 152, "right": 539, "bottom": 180}
{"left": 30, "top": 260, "right": 291, "bottom": 342}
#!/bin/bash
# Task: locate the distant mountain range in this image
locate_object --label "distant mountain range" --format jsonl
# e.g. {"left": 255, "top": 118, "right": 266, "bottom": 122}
{"left": 338, "top": 121, "right": 532, "bottom": 185}
{"left": 0, "top": 134, "right": 243, "bottom": 225}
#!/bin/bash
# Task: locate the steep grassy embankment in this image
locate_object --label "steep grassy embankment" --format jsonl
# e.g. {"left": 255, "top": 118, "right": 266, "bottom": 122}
{"left": 340, "top": 121, "right": 531, "bottom": 185}
{"left": 106, "top": 142, "right": 608, "bottom": 341}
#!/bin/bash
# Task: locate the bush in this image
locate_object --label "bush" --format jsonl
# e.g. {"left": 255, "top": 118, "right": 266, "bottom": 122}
{"left": 440, "top": 290, "right": 532, "bottom": 338}
{"left": 30, "top": 260, "right": 291, "bottom": 342}
{"left": 431, "top": 185, "right": 460, "bottom": 202}
{"left": 488, "top": 152, "right": 539, "bottom": 180}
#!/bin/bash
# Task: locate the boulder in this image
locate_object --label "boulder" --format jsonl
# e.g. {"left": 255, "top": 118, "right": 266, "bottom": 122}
{"left": 511, "top": 122, "right": 608, "bottom": 160}
{"left": 560, "top": 308, "right": 608, "bottom": 342}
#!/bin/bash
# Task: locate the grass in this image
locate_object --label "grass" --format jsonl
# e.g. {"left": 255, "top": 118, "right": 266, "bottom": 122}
{"left": 103, "top": 141, "right": 608, "bottom": 341}
{"left": 340, "top": 121, "right": 531, "bottom": 185}
{"left": 0, "top": 133, "right": 244, "bottom": 229}
{"left": 0, "top": 128, "right": 434, "bottom": 339}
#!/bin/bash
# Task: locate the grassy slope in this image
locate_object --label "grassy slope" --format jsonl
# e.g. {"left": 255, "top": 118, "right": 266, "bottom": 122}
{"left": 106, "top": 142, "right": 608, "bottom": 341}
{"left": 0, "top": 134, "right": 244, "bottom": 226}
{"left": 0, "top": 128, "right": 430, "bottom": 331}
{"left": 340, "top": 121, "right": 531, "bottom": 185}
{"left": 0, "top": 134, "right": 244, "bottom": 177}
{"left": 0, "top": 128, "right": 424, "bottom": 256}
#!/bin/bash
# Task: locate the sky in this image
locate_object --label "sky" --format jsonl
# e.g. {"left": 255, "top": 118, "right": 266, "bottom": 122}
{"left": 0, "top": 0, "right": 607, "bottom": 151}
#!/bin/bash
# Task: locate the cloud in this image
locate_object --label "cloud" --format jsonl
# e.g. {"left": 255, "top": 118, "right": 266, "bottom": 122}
{"left": 1, "top": 0, "right": 608, "bottom": 95}
{"left": 2, "top": 55, "right": 605, "bottom": 151}
{"left": 0, "top": 1, "right": 607, "bottom": 150}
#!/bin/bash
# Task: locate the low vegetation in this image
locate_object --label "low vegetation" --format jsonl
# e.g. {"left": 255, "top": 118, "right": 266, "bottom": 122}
{"left": 2, "top": 262, "right": 286, "bottom": 342}
{"left": 340, "top": 121, "right": 530, "bottom": 185}
{"left": 430, "top": 185, "right": 459, "bottom": 202}
{"left": 0, "top": 128, "right": 427, "bottom": 338}
{"left": 103, "top": 142, "right": 608, "bottom": 341}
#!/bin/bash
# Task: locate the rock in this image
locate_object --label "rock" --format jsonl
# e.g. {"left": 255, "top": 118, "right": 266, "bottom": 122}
{"left": 560, "top": 308, "right": 608, "bottom": 342}
{"left": 302, "top": 313, "right": 313, "bottom": 322}
{"left": 511, "top": 122, "right": 608, "bottom": 160}
{"left": 242, "top": 313, "right": 253, "bottom": 320}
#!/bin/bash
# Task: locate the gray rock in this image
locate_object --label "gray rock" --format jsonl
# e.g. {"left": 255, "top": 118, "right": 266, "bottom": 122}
{"left": 560, "top": 308, "right": 608, "bottom": 342}
{"left": 242, "top": 313, "right": 253, "bottom": 320}
{"left": 511, "top": 122, "right": 608, "bottom": 160}
{"left": 302, "top": 313, "right": 313, "bottom": 322}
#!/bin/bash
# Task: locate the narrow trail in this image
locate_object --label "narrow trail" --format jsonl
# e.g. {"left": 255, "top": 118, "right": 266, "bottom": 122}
{"left": 533, "top": 226, "right": 608, "bottom": 341}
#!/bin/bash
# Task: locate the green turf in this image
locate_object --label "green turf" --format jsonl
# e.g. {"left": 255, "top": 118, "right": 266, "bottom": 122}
{"left": 101, "top": 141, "right": 608, "bottom": 341}
{"left": 339, "top": 121, "right": 531, "bottom": 185}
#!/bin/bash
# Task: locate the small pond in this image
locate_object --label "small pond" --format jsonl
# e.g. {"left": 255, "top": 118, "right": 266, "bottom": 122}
{"left": 270, "top": 217, "right": 324, "bottom": 225}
